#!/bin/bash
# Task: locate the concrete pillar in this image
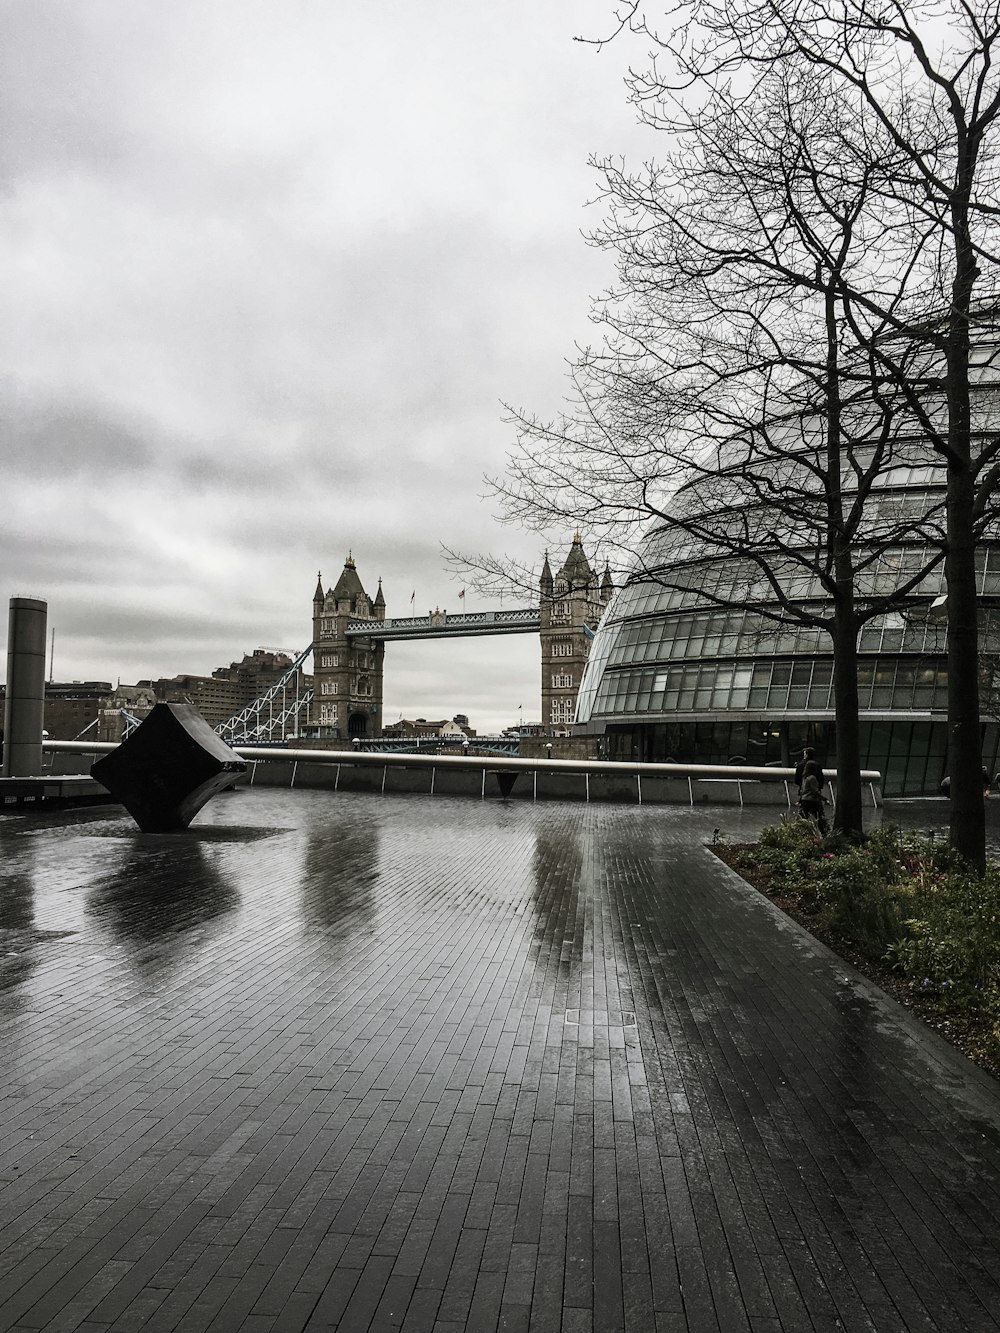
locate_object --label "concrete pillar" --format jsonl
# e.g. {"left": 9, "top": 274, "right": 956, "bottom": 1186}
{"left": 3, "top": 597, "right": 47, "bottom": 777}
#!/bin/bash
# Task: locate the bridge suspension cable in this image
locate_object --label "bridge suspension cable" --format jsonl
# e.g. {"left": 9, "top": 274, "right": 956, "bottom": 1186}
{"left": 216, "top": 643, "right": 315, "bottom": 744}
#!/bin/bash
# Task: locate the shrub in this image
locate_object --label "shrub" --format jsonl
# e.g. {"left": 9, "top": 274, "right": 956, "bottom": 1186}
{"left": 823, "top": 844, "right": 907, "bottom": 960}
{"left": 727, "top": 819, "right": 1000, "bottom": 1068}
{"left": 887, "top": 864, "right": 1000, "bottom": 1003}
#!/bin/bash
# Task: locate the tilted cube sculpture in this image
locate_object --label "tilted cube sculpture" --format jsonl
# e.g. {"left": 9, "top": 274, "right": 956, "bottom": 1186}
{"left": 91, "top": 703, "right": 247, "bottom": 832}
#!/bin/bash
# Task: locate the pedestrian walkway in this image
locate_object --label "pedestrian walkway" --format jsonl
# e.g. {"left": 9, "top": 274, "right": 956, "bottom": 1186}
{"left": 1, "top": 790, "right": 999, "bottom": 1332}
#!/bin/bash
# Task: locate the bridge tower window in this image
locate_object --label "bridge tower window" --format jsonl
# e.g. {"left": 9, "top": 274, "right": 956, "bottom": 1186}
{"left": 550, "top": 699, "right": 574, "bottom": 725}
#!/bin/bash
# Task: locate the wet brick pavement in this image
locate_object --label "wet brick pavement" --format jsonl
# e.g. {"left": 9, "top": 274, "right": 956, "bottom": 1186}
{"left": 1, "top": 788, "right": 999, "bottom": 1332}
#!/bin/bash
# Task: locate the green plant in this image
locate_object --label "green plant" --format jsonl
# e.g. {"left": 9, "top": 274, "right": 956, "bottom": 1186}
{"left": 824, "top": 847, "right": 907, "bottom": 959}
{"left": 887, "top": 865, "right": 1000, "bottom": 1002}
{"left": 723, "top": 820, "right": 1000, "bottom": 1069}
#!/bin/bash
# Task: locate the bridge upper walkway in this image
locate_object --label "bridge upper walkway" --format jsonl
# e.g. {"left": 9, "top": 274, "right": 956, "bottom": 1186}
{"left": 346, "top": 607, "right": 540, "bottom": 640}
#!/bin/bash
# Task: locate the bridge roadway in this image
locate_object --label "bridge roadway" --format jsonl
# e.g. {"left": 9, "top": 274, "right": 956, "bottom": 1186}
{"left": 345, "top": 607, "right": 540, "bottom": 641}
{"left": 1, "top": 790, "right": 999, "bottom": 1331}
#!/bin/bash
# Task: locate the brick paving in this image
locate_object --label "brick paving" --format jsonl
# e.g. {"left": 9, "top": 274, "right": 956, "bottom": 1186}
{"left": 1, "top": 789, "right": 999, "bottom": 1332}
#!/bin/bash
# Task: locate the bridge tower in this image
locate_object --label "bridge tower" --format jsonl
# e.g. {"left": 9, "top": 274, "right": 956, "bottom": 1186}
{"left": 539, "top": 534, "right": 613, "bottom": 734}
{"left": 312, "top": 555, "right": 385, "bottom": 739}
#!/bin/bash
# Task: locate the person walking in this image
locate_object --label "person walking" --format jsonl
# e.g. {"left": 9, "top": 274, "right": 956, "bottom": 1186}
{"left": 794, "top": 746, "right": 825, "bottom": 793}
{"left": 798, "top": 759, "right": 829, "bottom": 834}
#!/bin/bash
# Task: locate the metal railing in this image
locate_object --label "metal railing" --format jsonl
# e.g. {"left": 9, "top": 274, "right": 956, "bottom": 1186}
{"left": 44, "top": 739, "right": 881, "bottom": 809}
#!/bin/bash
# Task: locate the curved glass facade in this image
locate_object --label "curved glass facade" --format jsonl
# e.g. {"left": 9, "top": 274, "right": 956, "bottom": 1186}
{"left": 576, "top": 446, "right": 1000, "bottom": 796}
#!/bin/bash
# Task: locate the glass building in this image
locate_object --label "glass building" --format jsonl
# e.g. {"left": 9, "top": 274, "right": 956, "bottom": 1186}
{"left": 575, "top": 370, "right": 1000, "bottom": 796}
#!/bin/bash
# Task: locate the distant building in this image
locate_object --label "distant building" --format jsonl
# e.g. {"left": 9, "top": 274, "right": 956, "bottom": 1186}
{"left": 0, "top": 680, "right": 153, "bottom": 745}
{"left": 33, "top": 681, "right": 112, "bottom": 741}
{"left": 213, "top": 649, "right": 304, "bottom": 706}
{"left": 139, "top": 673, "right": 235, "bottom": 728}
{"left": 143, "top": 649, "right": 310, "bottom": 730}
{"left": 383, "top": 717, "right": 475, "bottom": 739}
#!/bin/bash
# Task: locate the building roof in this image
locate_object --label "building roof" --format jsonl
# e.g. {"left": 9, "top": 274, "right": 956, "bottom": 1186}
{"left": 331, "top": 553, "right": 367, "bottom": 602}
{"left": 558, "top": 533, "right": 593, "bottom": 586}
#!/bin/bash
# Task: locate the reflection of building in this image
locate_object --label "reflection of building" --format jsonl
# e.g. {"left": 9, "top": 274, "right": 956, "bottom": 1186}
{"left": 312, "top": 556, "right": 385, "bottom": 739}
{"left": 540, "top": 535, "right": 613, "bottom": 735}
{"left": 575, "top": 449, "right": 1000, "bottom": 797}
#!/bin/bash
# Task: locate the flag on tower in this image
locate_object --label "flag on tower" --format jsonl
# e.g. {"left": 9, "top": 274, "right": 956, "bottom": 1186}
{"left": 458, "top": 589, "right": 465, "bottom": 601}
{"left": 410, "top": 590, "right": 415, "bottom": 606}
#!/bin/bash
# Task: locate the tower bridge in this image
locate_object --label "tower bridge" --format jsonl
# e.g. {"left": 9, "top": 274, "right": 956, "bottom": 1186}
{"left": 216, "top": 539, "right": 612, "bottom": 744}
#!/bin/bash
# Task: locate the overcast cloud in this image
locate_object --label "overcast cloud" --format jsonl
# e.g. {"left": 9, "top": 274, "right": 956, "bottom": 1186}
{"left": 3, "top": 0, "right": 647, "bottom": 731}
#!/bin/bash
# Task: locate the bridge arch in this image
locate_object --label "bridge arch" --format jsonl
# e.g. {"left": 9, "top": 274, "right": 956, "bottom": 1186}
{"left": 348, "top": 711, "right": 369, "bottom": 738}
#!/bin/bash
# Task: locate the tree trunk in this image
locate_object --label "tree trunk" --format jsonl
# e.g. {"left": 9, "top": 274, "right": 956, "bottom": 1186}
{"left": 945, "top": 180, "right": 986, "bottom": 869}
{"left": 947, "top": 458, "right": 986, "bottom": 866}
{"left": 824, "top": 281, "right": 865, "bottom": 838}
{"left": 830, "top": 610, "right": 865, "bottom": 837}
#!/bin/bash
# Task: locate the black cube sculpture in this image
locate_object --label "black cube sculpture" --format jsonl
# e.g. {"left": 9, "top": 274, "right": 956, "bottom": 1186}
{"left": 91, "top": 703, "right": 247, "bottom": 832}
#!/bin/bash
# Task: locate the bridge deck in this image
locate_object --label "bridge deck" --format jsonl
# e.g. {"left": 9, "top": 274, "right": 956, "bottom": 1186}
{"left": 1, "top": 791, "right": 999, "bottom": 1331}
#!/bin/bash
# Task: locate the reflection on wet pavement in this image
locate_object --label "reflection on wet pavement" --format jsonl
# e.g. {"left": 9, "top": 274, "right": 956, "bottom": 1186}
{"left": 0, "top": 789, "right": 998, "bottom": 1331}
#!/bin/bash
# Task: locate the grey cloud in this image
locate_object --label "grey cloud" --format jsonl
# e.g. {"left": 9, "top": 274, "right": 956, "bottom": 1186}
{"left": 4, "top": 389, "right": 154, "bottom": 478}
{"left": 3, "top": 1, "right": 644, "bottom": 730}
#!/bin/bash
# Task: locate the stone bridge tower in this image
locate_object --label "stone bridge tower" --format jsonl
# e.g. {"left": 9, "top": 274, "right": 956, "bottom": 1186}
{"left": 539, "top": 534, "right": 613, "bottom": 734}
{"left": 312, "top": 555, "right": 385, "bottom": 739}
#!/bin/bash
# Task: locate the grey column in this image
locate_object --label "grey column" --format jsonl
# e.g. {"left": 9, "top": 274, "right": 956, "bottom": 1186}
{"left": 3, "top": 597, "right": 47, "bottom": 777}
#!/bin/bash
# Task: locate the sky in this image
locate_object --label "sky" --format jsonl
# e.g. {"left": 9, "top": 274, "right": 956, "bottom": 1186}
{"left": 3, "top": 0, "right": 651, "bottom": 732}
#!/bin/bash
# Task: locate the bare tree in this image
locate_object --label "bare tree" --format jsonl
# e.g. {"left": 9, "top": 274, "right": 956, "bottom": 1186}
{"left": 455, "top": 3, "right": 1000, "bottom": 856}
{"left": 455, "top": 60, "right": 961, "bottom": 836}
{"left": 600, "top": 0, "right": 1000, "bottom": 857}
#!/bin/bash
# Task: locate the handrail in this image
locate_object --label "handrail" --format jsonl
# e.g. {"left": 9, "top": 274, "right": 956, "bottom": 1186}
{"left": 41, "top": 738, "right": 880, "bottom": 784}
{"left": 231, "top": 748, "right": 880, "bottom": 782}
